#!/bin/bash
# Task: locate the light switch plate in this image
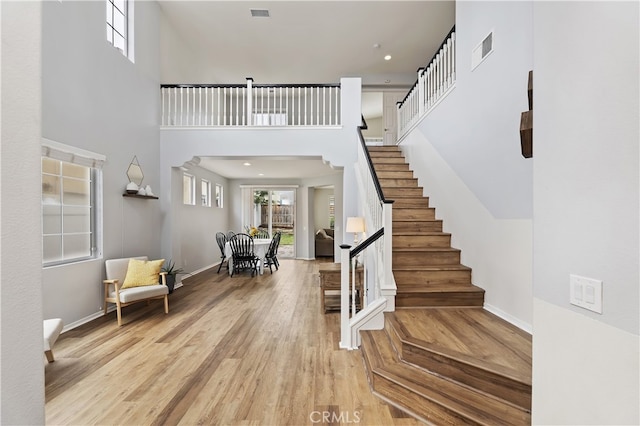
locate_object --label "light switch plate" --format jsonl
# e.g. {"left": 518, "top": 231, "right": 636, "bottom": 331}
{"left": 570, "top": 274, "right": 603, "bottom": 314}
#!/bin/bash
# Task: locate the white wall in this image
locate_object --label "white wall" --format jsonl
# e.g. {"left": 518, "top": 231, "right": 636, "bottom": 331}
{"left": 0, "top": 2, "right": 45, "bottom": 423}
{"left": 401, "top": 1, "right": 534, "bottom": 328}
{"left": 171, "top": 165, "right": 229, "bottom": 274}
{"left": 41, "top": 1, "right": 162, "bottom": 327}
{"left": 159, "top": 8, "right": 212, "bottom": 84}
{"left": 416, "top": 0, "right": 533, "bottom": 219}
{"left": 362, "top": 116, "right": 383, "bottom": 139}
{"left": 532, "top": 2, "right": 639, "bottom": 423}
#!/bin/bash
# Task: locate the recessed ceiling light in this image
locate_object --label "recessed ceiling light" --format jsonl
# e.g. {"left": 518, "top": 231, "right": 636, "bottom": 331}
{"left": 258, "top": 173, "right": 264, "bottom": 176}
{"left": 243, "top": 162, "right": 251, "bottom": 166}
{"left": 384, "top": 55, "right": 392, "bottom": 61}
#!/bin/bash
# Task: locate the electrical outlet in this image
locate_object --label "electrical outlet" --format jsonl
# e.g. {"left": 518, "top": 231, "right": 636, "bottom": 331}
{"left": 570, "top": 274, "right": 603, "bottom": 314}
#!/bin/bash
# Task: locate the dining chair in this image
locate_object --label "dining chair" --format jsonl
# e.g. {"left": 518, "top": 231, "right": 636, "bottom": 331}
{"left": 264, "top": 231, "right": 281, "bottom": 273}
{"left": 228, "top": 233, "right": 259, "bottom": 277}
{"left": 215, "top": 232, "right": 228, "bottom": 273}
{"left": 226, "top": 230, "right": 236, "bottom": 240}
{"left": 256, "top": 228, "right": 270, "bottom": 239}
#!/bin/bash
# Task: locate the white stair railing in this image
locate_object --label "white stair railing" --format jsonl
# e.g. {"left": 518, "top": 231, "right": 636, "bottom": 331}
{"left": 161, "top": 78, "right": 341, "bottom": 128}
{"left": 398, "top": 26, "right": 456, "bottom": 139}
{"left": 339, "top": 125, "right": 395, "bottom": 350}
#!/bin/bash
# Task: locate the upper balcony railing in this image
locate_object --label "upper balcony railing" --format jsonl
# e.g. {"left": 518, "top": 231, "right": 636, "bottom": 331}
{"left": 161, "top": 79, "right": 341, "bottom": 128}
{"left": 397, "top": 26, "right": 456, "bottom": 140}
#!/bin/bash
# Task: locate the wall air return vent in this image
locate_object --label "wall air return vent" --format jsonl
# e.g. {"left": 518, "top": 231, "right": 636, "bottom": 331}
{"left": 250, "top": 9, "right": 270, "bottom": 18}
{"left": 471, "top": 30, "right": 494, "bottom": 71}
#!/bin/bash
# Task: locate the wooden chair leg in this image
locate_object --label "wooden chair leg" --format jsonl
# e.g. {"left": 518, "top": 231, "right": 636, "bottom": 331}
{"left": 164, "top": 295, "right": 169, "bottom": 313}
{"left": 116, "top": 304, "right": 122, "bottom": 326}
{"left": 45, "top": 350, "right": 55, "bottom": 363}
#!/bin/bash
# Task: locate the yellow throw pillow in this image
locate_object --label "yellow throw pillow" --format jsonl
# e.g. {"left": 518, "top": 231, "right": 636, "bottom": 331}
{"left": 121, "top": 259, "right": 165, "bottom": 289}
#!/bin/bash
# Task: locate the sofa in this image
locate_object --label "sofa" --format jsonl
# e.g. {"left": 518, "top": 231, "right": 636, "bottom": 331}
{"left": 315, "top": 228, "right": 335, "bottom": 257}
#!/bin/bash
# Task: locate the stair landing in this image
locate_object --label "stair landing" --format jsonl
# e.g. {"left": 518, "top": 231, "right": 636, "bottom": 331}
{"left": 361, "top": 309, "right": 532, "bottom": 425}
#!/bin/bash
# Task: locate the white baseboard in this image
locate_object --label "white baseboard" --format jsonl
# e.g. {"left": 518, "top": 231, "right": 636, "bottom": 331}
{"left": 484, "top": 303, "right": 532, "bottom": 334}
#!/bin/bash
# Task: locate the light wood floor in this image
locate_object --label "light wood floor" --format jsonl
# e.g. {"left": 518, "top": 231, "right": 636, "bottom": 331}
{"left": 45, "top": 259, "right": 422, "bottom": 425}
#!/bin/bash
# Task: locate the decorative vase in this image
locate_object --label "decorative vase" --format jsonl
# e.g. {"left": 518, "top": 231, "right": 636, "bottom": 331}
{"left": 126, "top": 182, "right": 139, "bottom": 194}
{"left": 165, "top": 274, "right": 176, "bottom": 294}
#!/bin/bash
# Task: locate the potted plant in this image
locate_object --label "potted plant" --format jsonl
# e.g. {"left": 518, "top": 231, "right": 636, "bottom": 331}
{"left": 161, "top": 259, "right": 184, "bottom": 294}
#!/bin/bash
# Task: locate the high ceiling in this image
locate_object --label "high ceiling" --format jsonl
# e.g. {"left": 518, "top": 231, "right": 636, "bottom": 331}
{"left": 159, "top": 1, "right": 455, "bottom": 179}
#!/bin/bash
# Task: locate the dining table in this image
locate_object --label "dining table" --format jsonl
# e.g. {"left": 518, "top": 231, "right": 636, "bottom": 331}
{"left": 224, "top": 238, "right": 272, "bottom": 276}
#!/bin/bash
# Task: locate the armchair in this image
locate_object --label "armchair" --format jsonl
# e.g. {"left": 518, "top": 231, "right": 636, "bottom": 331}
{"left": 103, "top": 256, "right": 169, "bottom": 326}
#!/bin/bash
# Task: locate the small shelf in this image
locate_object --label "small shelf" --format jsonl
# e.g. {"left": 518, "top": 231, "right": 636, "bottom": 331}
{"left": 123, "top": 193, "right": 158, "bottom": 200}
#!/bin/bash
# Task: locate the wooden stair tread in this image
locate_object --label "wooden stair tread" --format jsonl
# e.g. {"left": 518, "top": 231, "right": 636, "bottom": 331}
{"left": 393, "top": 247, "right": 460, "bottom": 253}
{"left": 361, "top": 331, "right": 530, "bottom": 425}
{"left": 393, "top": 264, "right": 471, "bottom": 272}
{"left": 389, "top": 310, "right": 532, "bottom": 386}
{"left": 396, "top": 284, "right": 483, "bottom": 293}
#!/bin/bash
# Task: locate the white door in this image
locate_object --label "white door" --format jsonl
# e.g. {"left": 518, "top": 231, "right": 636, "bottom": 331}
{"left": 383, "top": 91, "right": 405, "bottom": 145}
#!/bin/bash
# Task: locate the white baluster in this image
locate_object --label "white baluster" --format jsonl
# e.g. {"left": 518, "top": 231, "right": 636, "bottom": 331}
{"left": 304, "top": 87, "right": 308, "bottom": 126}
{"left": 298, "top": 87, "right": 301, "bottom": 126}
{"left": 223, "top": 87, "right": 227, "bottom": 126}
{"left": 451, "top": 32, "right": 457, "bottom": 83}
{"left": 191, "top": 87, "right": 195, "bottom": 126}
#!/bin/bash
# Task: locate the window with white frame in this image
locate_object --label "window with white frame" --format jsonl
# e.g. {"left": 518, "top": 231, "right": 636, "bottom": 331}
{"left": 183, "top": 174, "right": 195, "bottom": 205}
{"left": 328, "top": 195, "right": 335, "bottom": 229}
{"left": 42, "top": 140, "right": 104, "bottom": 266}
{"left": 215, "top": 184, "right": 224, "bottom": 208}
{"left": 106, "top": 0, "right": 130, "bottom": 57}
{"left": 201, "top": 179, "right": 211, "bottom": 207}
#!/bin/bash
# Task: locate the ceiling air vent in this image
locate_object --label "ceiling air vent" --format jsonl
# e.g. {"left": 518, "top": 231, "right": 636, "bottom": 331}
{"left": 250, "top": 9, "right": 270, "bottom": 18}
{"left": 471, "top": 30, "right": 494, "bottom": 71}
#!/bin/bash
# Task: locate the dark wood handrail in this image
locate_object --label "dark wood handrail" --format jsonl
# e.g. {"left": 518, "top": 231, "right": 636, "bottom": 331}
{"left": 350, "top": 228, "right": 384, "bottom": 259}
{"left": 357, "top": 125, "right": 385, "bottom": 202}
{"left": 421, "top": 25, "right": 456, "bottom": 77}
{"left": 398, "top": 25, "right": 456, "bottom": 108}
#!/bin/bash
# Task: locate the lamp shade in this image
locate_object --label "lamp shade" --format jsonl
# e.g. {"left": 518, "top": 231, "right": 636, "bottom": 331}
{"left": 345, "top": 216, "right": 365, "bottom": 233}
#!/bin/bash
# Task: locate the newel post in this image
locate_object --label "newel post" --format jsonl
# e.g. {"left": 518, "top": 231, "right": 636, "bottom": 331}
{"left": 339, "top": 244, "right": 352, "bottom": 349}
{"left": 246, "top": 77, "right": 253, "bottom": 126}
{"left": 383, "top": 200, "right": 395, "bottom": 311}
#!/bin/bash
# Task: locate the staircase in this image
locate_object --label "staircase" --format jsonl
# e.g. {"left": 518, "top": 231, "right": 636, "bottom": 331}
{"left": 361, "top": 146, "right": 532, "bottom": 424}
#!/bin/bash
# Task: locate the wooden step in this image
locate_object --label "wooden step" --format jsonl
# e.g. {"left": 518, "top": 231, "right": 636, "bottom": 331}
{"left": 370, "top": 156, "right": 407, "bottom": 164}
{"left": 368, "top": 150, "right": 403, "bottom": 158}
{"left": 375, "top": 170, "right": 414, "bottom": 179}
{"left": 392, "top": 233, "right": 451, "bottom": 248}
{"left": 372, "top": 163, "right": 411, "bottom": 172}
{"left": 393, "top": 247, "right": 460, "bottom": 267}
{"left": 393, "top": 220, "right": 443, "bottom": 233}
{"left": 379, "top": 178, "right": 419, "bottom": 188}
{"left": 393, "top": 265, "right": 472, "bottom": 286}
{"left": 383, "top": 187, "right": 424, "bottom": 198}
{"left": 360, "top": 329, "right": 530, "bottom": 425}
{"left": 395, "top": 285, "right": 485, "bottom": 307}
{"left": 390, "top": 197, "right": 429, "bottom": 208}
{"left": 392, "top": 207, "right": 436, "bottom": 221}
{"left": 387, "top": 310, "right": 532, "bottom": 411}
{"left": 368, "top": 146, "right": 401, "bottom": 153}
